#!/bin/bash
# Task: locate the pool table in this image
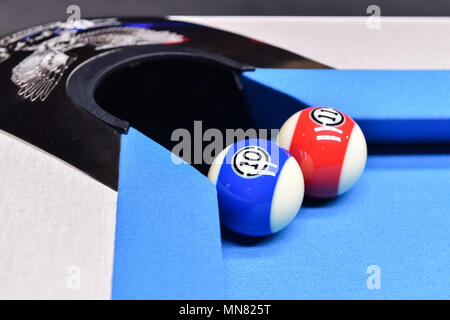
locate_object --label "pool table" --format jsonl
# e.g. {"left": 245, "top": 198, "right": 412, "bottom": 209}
{"left": 0, "top": 16, "right": 449, "bottom": 300}
{"left": 110, "top": 70, "right": 450, "bottom": 300}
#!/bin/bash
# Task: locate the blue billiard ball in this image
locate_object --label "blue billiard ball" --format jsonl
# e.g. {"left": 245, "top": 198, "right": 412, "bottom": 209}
{"left": 208, "top": 139, "right": 304, "bottom": 236}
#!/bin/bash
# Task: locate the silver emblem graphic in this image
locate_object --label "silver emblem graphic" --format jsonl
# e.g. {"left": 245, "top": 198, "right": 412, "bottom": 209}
{"left": 0, "top": 47, "right": 9, "bottom": 64}
{"left": 1, "top": 18, "right": 185, "bottom": 102}
{"left": 11, "top": 50, "right": 76, "bottom": 101}
{"left": 232, "top": 146, "right": 278, "bottom": 178}
{"left": 311, "top": 107, "right": 345, "bottom": 126}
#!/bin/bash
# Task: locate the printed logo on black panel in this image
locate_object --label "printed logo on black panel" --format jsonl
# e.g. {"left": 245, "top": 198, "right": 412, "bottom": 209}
{"left": 232, "top": 146, "right": 277, "bottom": 178}
{"left": 311, "top": 107, "right": 345, "bottom": 126}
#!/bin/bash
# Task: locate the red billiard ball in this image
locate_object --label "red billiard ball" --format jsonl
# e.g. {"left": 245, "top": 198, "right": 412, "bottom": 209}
{"left": 277, "top": 107, "right": 367, "bottom": 198}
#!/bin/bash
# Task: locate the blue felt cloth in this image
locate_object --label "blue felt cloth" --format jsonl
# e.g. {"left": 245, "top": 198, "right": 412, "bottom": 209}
{"left": 113, "top": 130, "right": 450, "bottom": 299}
{"left": 112, "top": 128, "right": 223, "bottom": 299}
{"left": 242, "top": 69, "right": 450, "bottom": 143}
{"left": 222, "top": 154, "right": 450, "bottom": 299}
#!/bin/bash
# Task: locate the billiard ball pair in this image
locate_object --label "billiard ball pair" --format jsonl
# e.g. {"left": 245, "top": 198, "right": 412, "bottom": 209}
{"left": 208, "top": 107, "right": 367, "bottom": 237}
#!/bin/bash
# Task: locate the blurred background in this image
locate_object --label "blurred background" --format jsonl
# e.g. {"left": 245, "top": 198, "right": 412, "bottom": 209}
{"left": 1, "top": 0, "right": 449, "bottom": 35}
